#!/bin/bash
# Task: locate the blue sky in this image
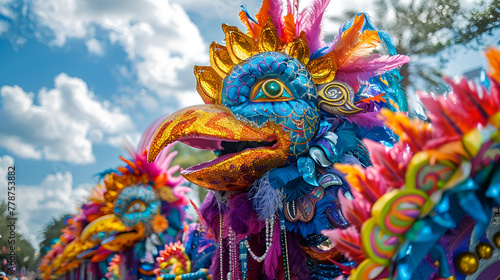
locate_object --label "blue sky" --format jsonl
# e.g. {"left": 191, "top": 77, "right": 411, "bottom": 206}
{"left": 0, "top": 0, "right": 497, "bottom": 247}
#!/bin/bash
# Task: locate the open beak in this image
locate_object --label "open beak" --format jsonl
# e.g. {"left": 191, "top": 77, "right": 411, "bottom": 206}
{"left": 148, "top": 104, "right": 290, "bottom": 191}
{"left": 101, "top": 223, "right": 145, "bottom": 251}
{"left": 80, "top": 214, "right": 145, "bottom": 252}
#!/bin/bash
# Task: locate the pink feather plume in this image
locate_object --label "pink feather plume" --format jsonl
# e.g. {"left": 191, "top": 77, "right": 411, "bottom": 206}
{"left": 335, "top": 54, "right": 410, "bottom": 85}
{"left": 322, "top": 226, "right": 365, "bottom": 264}
{"left": 295, "top": 0, "right": 330, "bottom": 54}
{"left": 268, "top": 0, "right": 284, "bottom": 38}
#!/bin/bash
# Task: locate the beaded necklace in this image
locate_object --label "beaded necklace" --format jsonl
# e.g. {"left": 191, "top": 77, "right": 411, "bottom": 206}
{"left": 244, "top": 215, "right": 275, "bottom": 262}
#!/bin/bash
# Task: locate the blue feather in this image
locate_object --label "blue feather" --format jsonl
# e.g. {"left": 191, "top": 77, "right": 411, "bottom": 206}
{"left": 240, "top": 5, "right": 258, "bottom": 24}
{"left": 249, "top": 174, "right": 283, "bottom": 220}
{"left": 284, "top": 178, "right": 315, "bottom": 202}
{"left": 369, "top": 70, "right": 408, "bottom": 112}
{"left": 267, "top": 164, "right": 301, "bottom": 189}
{"left": 355, "top": 125, "right": 396, "bottom": 144}
{"left": 93, "top": 168, "right": 119, "bottom": 180}
{"left": 334, "top": 122, "right": 358, "bottom": 153}
{"left": 358, "top": 12, "right": 397, "bottom": 55}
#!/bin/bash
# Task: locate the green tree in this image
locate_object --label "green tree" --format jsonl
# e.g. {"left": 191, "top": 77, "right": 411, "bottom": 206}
{"left": 453, "top": 0, "right": 500, "bottom": 47}
{"left": 38, "top": 215, "right": 68, "bottom": 259}
{"left": 0, "top": 201, "right": 37, "bottom": 274}
{"left": 171, "top": 142, "right": 216, "bottom": 202}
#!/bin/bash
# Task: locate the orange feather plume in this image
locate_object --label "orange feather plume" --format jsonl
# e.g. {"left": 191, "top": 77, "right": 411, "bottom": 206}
{"left": 255, "top": 0, "right": 271, "bottom": 26}
{"left": 239, "top": 10, "right": 258, "bottom": 39}
{"left": 282, "top": 13, "right": 296, "bottom": 43}
{"left": 356, "top": 93, "right": 387, "bottom": 104}
{"left": 486, "top": 47, "right": 500, "bottom": 84}
{"left": 334, "top": 14, "right": 380, "bottom": 69}
{"left": 379, "top": 109, "right": 433, "bottom": 152}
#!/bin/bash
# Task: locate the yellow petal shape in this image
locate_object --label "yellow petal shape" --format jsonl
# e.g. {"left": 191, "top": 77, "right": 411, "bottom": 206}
{"left": 307, "top": 50, "right": 337, "bottom": 84}
{"left": 258, "top": 18, "right": 281, "bottom": 53}
{"left": 194, "top": 65, "right": 222, "bottom": 104}
{"left": 285, "top": 31, "right": 309, "bottom": 66}
{"left": 209, "top": 42, "right": 233, "bottom": 78}
{"left": 222, "top": 24, "right": 256, "bottom": 64}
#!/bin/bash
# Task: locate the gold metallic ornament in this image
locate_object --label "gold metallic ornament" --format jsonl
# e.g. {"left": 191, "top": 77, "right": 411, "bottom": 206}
{"left": 209, "top": 42, "right": 233, "bottom": 78}
{"left": 158, "top": 186, "right": 178, "bottom": 203}
{"left": 194, "top": 66, "right": 222, "bottom": 105}
{"left": 80, "top": 214, "right": 126, "bottom": 242}
{"left": 258, "top": 18, "right": 281, "bottom": 53}
{"left": 306, "top": 49, "right": 337, "bottom": 84}
{"left": 454, "top": 251, "right": 479, "bottom": 275}
{"left": 475, "top": 242, "right": 493, "bottom": 259}
{"left": 102, "top": 173, "right": 137, "bottom": 214}
{"left": 195, "top": 23, "right": 318, "bottom": 105}
{"left": 285, "top": 31, "right": 309, "bottom": 66}
{"left": 102, "top": 223, "right": 145, "bottom": 251}
{"left": 147, "top": 104, "right": 290, "bottom": 191}
{"left": 317, "top": 81, "right": 363, "bottom": 115}
{"left": 494, "top": 231, "right": 500, "bottom": 248}
{"left": 222, "top": 24, "right": 256, "bottom": 64}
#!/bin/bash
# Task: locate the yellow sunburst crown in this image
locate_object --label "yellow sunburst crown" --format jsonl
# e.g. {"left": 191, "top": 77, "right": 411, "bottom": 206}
{"left": 101, "top": 171, "right": 149, "bottom": 214}
{"left": 194, "top": 16, "right": 338, "bottom": 105}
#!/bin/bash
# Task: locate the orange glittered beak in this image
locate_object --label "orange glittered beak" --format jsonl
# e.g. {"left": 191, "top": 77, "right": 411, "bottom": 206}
{"left": 148, "top": 104, "right": 290, "bottom": 191}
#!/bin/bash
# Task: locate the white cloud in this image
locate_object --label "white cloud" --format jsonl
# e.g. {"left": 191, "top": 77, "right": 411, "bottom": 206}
{"left": 30, "top": 0, "right": 208, "bottom": 99}
{"left": 171, "top": 0, "right": 249, "bottom": 21}
{"left": 0, "top": 0, "right": 17, "bottom": 21}
{"left": 0, "top": 73, "right": 134, "bottom": 164}
{"left": 0, "top": 136, "right": 43, "bottom": 159}
{"left": 18, "top": 172, "right": 91, "bottom": 248}
{"left": 0, "top": 20, "right": 8, "bottom": 35}
{"left": 85, "top": 38, "right": 104, "bottom": 55}
{"left": 106, "top": 131, "right": 142, "bottom": 150}
{"left": 176, "top": 90, "right": 204, "bottom": 108}
{"left": 0, "top": 156, "right": 90, "bottom": 248}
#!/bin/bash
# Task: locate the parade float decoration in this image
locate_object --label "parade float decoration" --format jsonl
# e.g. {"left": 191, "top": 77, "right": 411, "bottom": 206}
{"left": 322, "top": 47, "right": 500, "bottom": 280}
{"left": 38, "top": 121, "right": 214, "bottom": 280}
{"left": 154, "top": 223, "right": 215, "bottom": 280}
{"left": 147, "top": 0, "right": 411, "bottom": 279}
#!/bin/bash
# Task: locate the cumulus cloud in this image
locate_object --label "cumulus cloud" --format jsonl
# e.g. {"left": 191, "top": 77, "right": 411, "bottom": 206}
{"left": 29, "top": 0, "right": 208, "bottom": 101}
{"left": 171, "top": 0, "right": 248, "bottom": 21}
{"left": 0, "top": 73, "right": 133, "bottom": 164}
{"left": 177, "top": 90, "right": 204, "bottom": 108}
{"left": 85, "top": 38, "right": 104, "bottom": 55}
{"left": 0, "top": 157, "right": 91, "bottom": 247}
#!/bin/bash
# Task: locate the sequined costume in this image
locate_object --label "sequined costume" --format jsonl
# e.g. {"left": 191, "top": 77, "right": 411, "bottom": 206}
{"left": 147, "top": 0, "right": 411, "bottom": 279}
{"left": 38, "top": 119, "right": 214, "bottom": 280}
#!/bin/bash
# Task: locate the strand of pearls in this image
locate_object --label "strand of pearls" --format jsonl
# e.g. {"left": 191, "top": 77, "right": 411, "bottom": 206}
{"left": 281, "top": 216, "right": 290, "bottom": 280}
{"left": 244, "top": 216, "right": 275, "bottom": 262}
{"left": 227, "top": 227, "right": 240, "bottom": 280}
{"left": 228, "top": 226, "right": 233, "bottom": 280}
{"left": 220, "top": 212, "right": 224, "bottom": 280}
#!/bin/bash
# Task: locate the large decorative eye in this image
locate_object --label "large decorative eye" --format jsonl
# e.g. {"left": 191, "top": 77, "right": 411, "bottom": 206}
{"left": 126, "top": 200, "right": 146, "bottom": 214}
{"left": 114, "top": 185, "right": 160, "bottom": 227}
{"left": 251, "top": 78, "right": 293, "bottom": 102}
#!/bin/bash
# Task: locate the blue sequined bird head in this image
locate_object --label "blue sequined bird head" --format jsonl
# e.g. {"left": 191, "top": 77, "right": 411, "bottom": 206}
{"left": 147, "top": 21, "right": 330, "bottom": 191}
{"left": 148, "top": 5, "right": 410, "bottom": 192}
{"left": 222, "top": 51, "right": 320, "bottom": 159}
